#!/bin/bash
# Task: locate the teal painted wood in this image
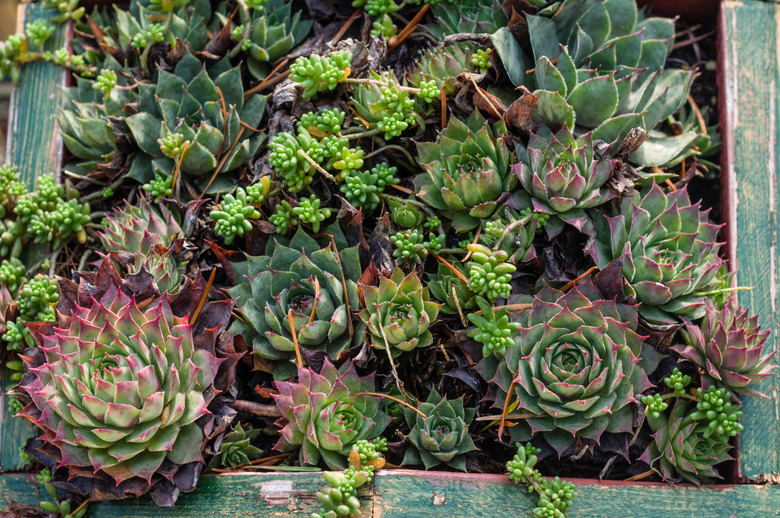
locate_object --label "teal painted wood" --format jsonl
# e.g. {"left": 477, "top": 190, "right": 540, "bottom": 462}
{"left": 720, "top": 0, "right": 780, "bottom": 481}
{"left": 0, "top": 3, "right": 67, "bottom": 473}
{"left": 373, "top": 471, "right": 780, "bottom": 518}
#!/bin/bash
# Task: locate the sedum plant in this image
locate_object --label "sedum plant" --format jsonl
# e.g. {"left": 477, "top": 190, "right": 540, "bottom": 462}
{"left": 414, "top": 112, "right": 514, "bottom": 231}
{"left": 483, "top": 278, "right": 652, "bottom": 453}
{"left": 18, "top": 284, "right": 225, "bottom": 503}
{"left": 228, "top": 225, "right": 364, "bottom": 367}
{"left": 402, "top": 390, "right": 476, "bottom": 471}
{"left": 467, "top": 296, "right": 520, "bottom": 357}
{"left": 673, "top": 298, "right": 776, "bottom": 397}
{"left": 588, "top": 183, "right": 723, "bottom": 324}
{"left": 272, "top": 359, "right": 390, "bottom": 469}
{"left": 358, "top": 267, "right": 442, "bottom": 358}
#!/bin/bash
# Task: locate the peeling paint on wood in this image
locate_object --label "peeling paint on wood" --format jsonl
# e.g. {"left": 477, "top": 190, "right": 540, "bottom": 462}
{"left": 721, "top": 0, "right": 780, "bottom": 480}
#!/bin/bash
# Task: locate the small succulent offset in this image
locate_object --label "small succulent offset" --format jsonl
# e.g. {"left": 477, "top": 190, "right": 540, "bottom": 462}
{"left": 228, "top": 226, "right": 364, "bottom": 364}
{"left": 207, "top": 423, "right": 262, "bottom": 469}
{"left": 514, "top": 126, "right": 617, "bottom": 236}
{"left": 673, "top": 298, "right": 776, "bottom": 397}
{"left": 485, "top": 278, "right": 652, "bottom": 454}
{"left": 588, "top": 183, "right": 723, "bottom": 324}
{"left": 466, "top": 244, "right": 516, "bottom": 302}
{"left": 272, "top": 359, "right": 390, "bottom": 469}
{"left": 415, "top": 112, "right": 514, "bottom": 231}
{"left": 210, "top": 187, "right": 262, "bottom": 245}
{"left": 358, "top": 268, "right": 442, "bottom": 358}
{"left": 18, "top": 285, "right": 225, "bottom": 503}
{"left": 402, "top": 390, "right": 476, "bottom": 471}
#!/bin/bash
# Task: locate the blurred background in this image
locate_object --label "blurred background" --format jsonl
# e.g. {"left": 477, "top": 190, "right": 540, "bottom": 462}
{"left": 0, "top": 0, "right": 19, "bottom": 159}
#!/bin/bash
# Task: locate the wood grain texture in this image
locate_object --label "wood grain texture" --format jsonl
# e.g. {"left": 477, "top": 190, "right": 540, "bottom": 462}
{"left": 373, "top": 471, "right": 780, "bottom": 518}
{"left": 0, "top": 3, "right": 67, "bottom": 473}
{"left": 720, "top": 1, "right": 780, "bottom": 480}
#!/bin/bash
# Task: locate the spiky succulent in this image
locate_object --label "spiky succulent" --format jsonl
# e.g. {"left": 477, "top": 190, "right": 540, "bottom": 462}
{"left": 228, "top": 225, "right": 364, "bottom": 366}
{"left": 641, "top": 398, "right": 733, "bottom": 484}
{"left": 358, "top": 268, "right": 442, "bottom": 358}
{"left": 482, "top": 278, "right": 651, "bottom": 454}
{"left": 514, "top": 126, "right": 616, "bottom": 236}
{"left": 494, "top": 0, "right": 693, "bottom": 148}
{"left": 207, "top": 423, "right": 262, "bottom": 469}
{"left": 125, "top": 53, "right": 267, "bottom": 190}
{"left": 402, "top": 390, "right": 476, "bottom": 471}
{"left": 243, "top": 0, "right": 313, "bottom": 80}
{"left": 18, "top": 285, "right": 225, "bottom": 502}
{"left": 272, "top": 359, "right": 390, "bottom": 469}
{"left": 673, "top": 298, "right": 776, "bottom": 397}
{"left": 415, "top": 112, "right": 514, "bottom": 231}
{"left": 588, "top": 184, "right": 723, "bottom": 324}
{"left": 99, "top": 200, "right": 185, "bottom": 294}
{"left": 406, "top": 43, "right": 481, "bottom": 98}
{"left": 425, "top": 0, "right": 507, "bottom": 39}
{"left": 427, "top": 262, "right": 476, "bottom": 316}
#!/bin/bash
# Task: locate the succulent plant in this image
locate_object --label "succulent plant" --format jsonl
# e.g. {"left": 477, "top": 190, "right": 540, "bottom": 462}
{"left": 406, "top": 43, "right": 482, "bottom": 97}
{"left": 242, "top": 0, "right": 313, "bottom": 80}
{"left": 340, "top": 163, "right": 399, "bottom": 212}
{"left": 467, "top": 297, "right": 520, "bottom": 357}
{"left": 466, "top": 244, "right": 516, "bottom": 302}
{"left": 272, "top": 359, "right": 390, "bottom": 469}
{"left": 289, "top": 51, "right": 352, "bottom": 99}
{"left": 414, "top": 112, "right": 514, "bottom": 231}
{"left": 99, "top": 199, "right": 185, "bottom": 294}
{"left": 427, "top": 262, "right": 476, "bottom": 316}
{"left": 207, "top": 423, "right": 262, "bottom": 469}
{"left": 493, "top": 0, "right": 693, "bottom": 148}
{"left": 210, "top": 187, "right": 261, "bottom": 245}
{"left": 513, "top": 126, "right": 617, "bottom": 236}
{"left": 358, "top": 267, "right": 442, "bottom": 358}
{"left": 228, "top": 225, "right": 364, "bottom": 366}
{"left": 425, "top": 0, "right": 507, "bottom": 39}
{"left": 641, "top": 398, "right": 733, "bottom": 484}
{"left": 18, "top": 285, "right": 225, "bottom": 501}
{"left": 673, "top": 298, "right": 776, "bottom": 397}
{"left": 125, "top": 53, "right": 267, "bottom": 191}
{"left": 402, "top": 390, "right": 476, "bottom": 471}
{"left": 482, "top": 278, "right": 651, "bottom": 453}
{"left": 587, "top": 184, "right": 724, "bottom": 324}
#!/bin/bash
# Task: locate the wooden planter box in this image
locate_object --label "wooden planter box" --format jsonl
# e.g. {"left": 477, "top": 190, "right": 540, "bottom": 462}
{"left": 1, "top": 1, "right": 779, "bottom": 516}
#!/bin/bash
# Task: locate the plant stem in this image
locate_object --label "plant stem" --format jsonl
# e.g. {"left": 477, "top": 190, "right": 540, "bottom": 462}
{"left": 297, "top": 149, "right": 337, "bottom": 182}
{"left": 80, "top": 177, "right": 125, "bottom": 203}
{"left": 341, "top": 77, "right": 421, "bottom": 94}
{"left": 341, "top": 128, "right": 383, "bottom": 140}
{"left": 228, "top": 0, "right": 251, "bottom": 59}
{"left": 228, "top": 399, "right": 282, "bottom": 417}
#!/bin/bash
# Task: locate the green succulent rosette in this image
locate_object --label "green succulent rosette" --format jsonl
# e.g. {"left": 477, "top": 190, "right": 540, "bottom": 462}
{"left": 513, "top": 125, "right": 617, "bottom": 236}
{"left": 402, "top": 390, "right": 476, "bottom": 471}
{"left": 414, "top": 111, "right": 515, "bottom": 232}
{"left": 673, "top": 298, "right": 776, "bottom": 397}
{"left": 640, "top": 399, "right": 732, "bottom": 484}
{"left": 425, "top": 0, "right": 507, "bottom": 39}
{"left": 358, "top": 267, "right": 442, "bottom": 358}
{"left": 243, "top": 0, "right": 313, "bottom": 80}
{"left": 18, "top": 284, "right": 225, "bottom": 502}
{"left": 427, "top": 262, "right": 476, "bottom": 316}
{"left": 125, "top": 53, "right": 267, "bottom": 191}
{"left": 99, "top": 199, "right": 185, "bottom": 294}
{"left": 480, "top": 278, "right": 652, "bottom": 454}
{"left": 272, "top": 359, "right": 390, "bottom": 469}
{"left": 229, "top": 224, "right": 364, "bottom": 369}
{"left": 492, "top": 0, "right": 694, "bottom": 164}
{"left": 207, "top": 423, "right": 262, "bottom": 469}
{"left": 587, "top": 183, "right": 724, "bottom": 324}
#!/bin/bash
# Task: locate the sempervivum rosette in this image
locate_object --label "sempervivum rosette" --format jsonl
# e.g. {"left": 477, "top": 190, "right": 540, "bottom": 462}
{"left": 272, "top": 359, "right": 390, "bottom": 469}
{"left": 513, "top": 126, "right": 617, "bottom": 236}
{"left": 414, "top": 111, "right": 514, "bottom": 232}
{"left": 588, "top": 183, "right": 723, "bottom": 324}
{"left": 17, "top": 281, "right": 239, "bottom": 505}
{"left": 228, "top": 225, "right": 364, "bottom": 371}
{"left": 482, "top": 278, "right": 651, "bottom": 454}
{"left": 99, "top": 199, "right": 185, "bottom": 294}
{"left": 673, "top": 298, "right": 776, "bottom": 397}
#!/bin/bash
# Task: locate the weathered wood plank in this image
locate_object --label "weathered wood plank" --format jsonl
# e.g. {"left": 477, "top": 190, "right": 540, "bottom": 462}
{"left": 720, "top": 0, "right": 780, "bottom": 480}
{"left": 372, "top": 471, "right": 780, "bottom": 518}
{"left": 0, "top": 472, "right": 373, "bottom": 517}
{"left": 0, "top": 3, "right": 67, "bottom": 473}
